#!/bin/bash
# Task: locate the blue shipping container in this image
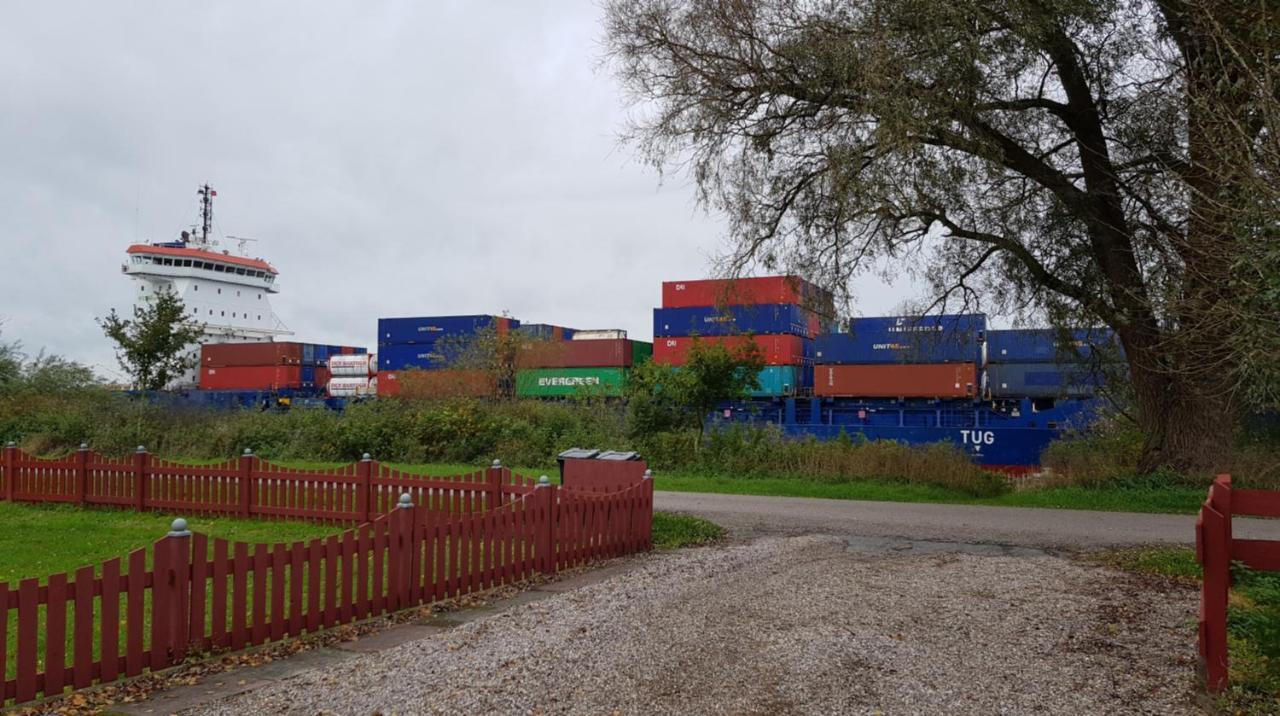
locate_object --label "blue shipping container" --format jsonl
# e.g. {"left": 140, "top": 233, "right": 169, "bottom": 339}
{"left": 815, "top": 314, "right": 985, "bottom": 364}
{"left": 516, "top": 324, "right": 576, "bottom": 340}
{"left": 378, "top": 343, "right": 478, "bottom": 371}
{"left": 987, "top": 363, "right": 1105, "bottom": 398}
{"left": 987, "top": 328, "right": 1118, "bottom": 364}
{"left": 378, "top": 315, "right": 519, "bottom": 345}
{"left": 653, "top": 304, "right": 815, "bottom": 338}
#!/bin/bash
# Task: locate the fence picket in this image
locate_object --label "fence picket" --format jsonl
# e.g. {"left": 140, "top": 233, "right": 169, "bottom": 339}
{"left": 124, "top": 550, "right": 145, "bottom": 677}
{"left": 100, "top": 558, "right": 120, "bottom": 683}
{"left": 271, "top": 544, "right": 287, "bottom": 642}
{"left": 0, "top": 583, "right": 8, "bottom": 703}
{"left": 16, "top": 578, "right": 38, "bottom": 702}
{"left": 190, "top": 534, "right": 209, "bottom": 651}
{"left": 289, "top": 542, "right": 305, "bottom": 637}
{"left": 341, "top": 531, "right": 356, "bottom": 623}
{"left": 211, "top": 540, "right": 229, "bottom": 649}
{"left": 307, "top": 539, "right": 322, "bottom": 632}
{"left": 72, "top": 566, "right": 94, "bottom": 689}
{"left": 324, "top": 536, "right": 339, "bottom": 628}
{"left": 231, "top": 543, "right": 249, "bottom": 650}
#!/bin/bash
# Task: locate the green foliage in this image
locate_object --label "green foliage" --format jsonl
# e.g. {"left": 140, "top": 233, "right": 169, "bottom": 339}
{"left": 626, "top": 339, "right": 763, "bottom": 438}
{"left": 98, "top": 287, "right": 203, "bottom": 390}
{"left": 1042, "top": 412, "right": 1280, "bottom": 490}
{"left": 651, "top": 512, "right": 724, "bottom": 549}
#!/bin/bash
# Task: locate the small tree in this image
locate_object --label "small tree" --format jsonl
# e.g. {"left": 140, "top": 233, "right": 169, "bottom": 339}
{"left": 627, "top": 339, "right": 764, "bottom": 446}
{"left": 99, "top": 288, "right": 203, "bottom": 390}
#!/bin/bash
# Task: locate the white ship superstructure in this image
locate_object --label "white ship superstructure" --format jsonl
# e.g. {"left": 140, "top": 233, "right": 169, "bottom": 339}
{"left": 122, "top": 185, "right": 291, "bottom": 385}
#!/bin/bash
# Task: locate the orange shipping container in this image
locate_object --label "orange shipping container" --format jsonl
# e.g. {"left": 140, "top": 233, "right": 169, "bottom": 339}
{"left": 379, "top": 370, "right": 496, "bottom": 399}
{"left": 813, "top": 363, "right": 978, "bottom": 398}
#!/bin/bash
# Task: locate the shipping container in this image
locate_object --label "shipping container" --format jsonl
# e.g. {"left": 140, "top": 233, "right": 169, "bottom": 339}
{"left": 517, "top": 338, "right": 653, "bottom": 369}
{"left": 515, "top": 367, "right": 629, "bottom": 398}
{"left": 815, "top": 314, "right": 986, "bottom": 364}
{"left": 654, "top": 335, "right": 808, "bottom": 366}
{"left": 813, "top": 363, "right": 979, "bottom": 398}
{"left": 987, "top": 328, "right": 1118, "bottom": 364}
{"left": 750, "top": 366, "right": 810, "bottom": 397}
{"left": 327, "top": 376, "right": 376, "bottom": 398}
{"left": 653, "top": 304, "right": 825, "bottom": 339}
{"left": 382, "top": 370, "right": 496, "bottom": 399}
{"left": 377, "top": 315, "right": 518, "bottom": 345}
{"left": 328, "top": 354, "right": 376, "bottom": 376}
{"left": 378, "top": 340, "right": 485, "bottom": 371}
{"left": 516, "top": 324, "right": 575, "bottom": 341}
{"left": 662, "top": 275, "right": 835, "bottom": 316}
{"left": 571, "top": 329, "right": 627, "bottom": 341}
{"left": 987, "top": 363, "right": 1104, "bottom": 398}
{"left": 202, "top": 342, "right": 303, "bottom": 367}
{"left": 200, "top": 365, "right": 310, "bottom": 391}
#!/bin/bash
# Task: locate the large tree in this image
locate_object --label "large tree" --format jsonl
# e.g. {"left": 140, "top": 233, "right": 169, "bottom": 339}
{"left": 604, "top": 0, "right": 1279, "bottom": 472}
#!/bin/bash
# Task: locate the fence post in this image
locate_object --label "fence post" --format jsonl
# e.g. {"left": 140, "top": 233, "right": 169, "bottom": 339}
{"left": 151, "top": 518, "right": 192, "bottom": 670}
{"left": 357, "top": 453, "right": 373, "bottom": 523}
{"left": 239, "top": 448, "right": 254, "bottom": 518}
{"left": 395, "top": 493, "right": 414, "bottom": 606}
{"left": 133, "top": 445, "right": 149, "bottom": 512}
{"left": 642, "top": 469, "right": 654, "bottom": 551}
{"left": 75, "top": 443, "right": 89, "bottom": 506}
{"left": 488, "top": 458, "right": 503, "bottom": 510}
{"left": 3, "top": 441, "right": 16, "bottom": 502}
{"left": 536, "top": 476, "right": 556, "bottom": 576}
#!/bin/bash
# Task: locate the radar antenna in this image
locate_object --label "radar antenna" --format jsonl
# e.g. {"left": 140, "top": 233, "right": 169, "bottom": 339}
{"left": 197, "top": 184, "right": 216, "bottom": 243}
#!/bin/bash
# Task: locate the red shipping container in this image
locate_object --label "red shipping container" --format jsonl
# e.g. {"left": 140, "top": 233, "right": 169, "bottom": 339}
{"left": 662, "top": 276, "right": 835, "bottom": 316}
{"left": 315, "top": 367, "right": 331, "bottom": 387}
{"left": 813, "top": 363, "right": 978, "bottom": 398}
{"left": 518, "top": 339, "right": 633, "bottom": 368}
{"left": 202, "top": 342, "right": 302, "bottom": 367}
{"left": 200, "top": 366, "right": 305, "bottom": 390}
{"left": 378, "top": 371, "right": 400, "bottom": 396}
{"left": 653, "top": 335, "right": 806, "bottom": 366}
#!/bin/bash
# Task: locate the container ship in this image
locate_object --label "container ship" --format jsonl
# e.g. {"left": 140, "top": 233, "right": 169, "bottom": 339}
{"left": 123, "top": 185, "right": 291, "bottom": 386}
{"left": 139, "top": 246, "right": 1116, "bottom": 469}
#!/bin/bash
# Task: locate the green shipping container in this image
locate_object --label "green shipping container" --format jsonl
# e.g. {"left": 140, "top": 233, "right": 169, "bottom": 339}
{"left": 516, "top": 367, "right": 629, "bottom": 398}
{"left": 631, "top": 340, "right": 653, "bottom": 365}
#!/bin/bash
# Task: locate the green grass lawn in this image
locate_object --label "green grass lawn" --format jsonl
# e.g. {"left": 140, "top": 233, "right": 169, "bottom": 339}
{"left": 1093, "top": 546, "right": 1280, "bottom": 713}
{"left": 649, "top": 471, "right": 1207, "bottom": 514}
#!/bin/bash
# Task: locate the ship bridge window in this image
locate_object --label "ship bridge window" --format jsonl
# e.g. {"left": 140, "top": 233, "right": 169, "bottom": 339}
{"left": 182, "top": 260, "right": 192, "bottom": 267}
{"left": 193, "top": 285, "right": 198, "bottom": 291}
{"left": 214, "top": 264, "right": 225, "bottom": 272}
{"left": 235, "top": 268, "right": 246, "bottom": 275}
{"left": 217, "top": 288, "right": 221, "bottom": 294}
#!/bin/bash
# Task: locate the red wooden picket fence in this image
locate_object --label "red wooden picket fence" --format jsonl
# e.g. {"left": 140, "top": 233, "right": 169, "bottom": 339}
{"left": 0, "top": 473, "right": 654, "bottom": 707}
{"left": 1195, "top": 474, "right": 1280, "bottom": 691}
{"left": 0, "top": 444, "right": 537, "bottom": 524}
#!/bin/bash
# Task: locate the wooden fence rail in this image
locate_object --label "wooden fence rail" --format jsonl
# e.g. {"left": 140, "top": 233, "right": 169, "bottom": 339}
{"left": 1195, "top": 474, "right": 1280, "bottom": 692}
{"left": 0, "top": 474, "right": 654, "bottom": 707}
{"left": 0, "top": 444, "right": 537, "bottom": 524}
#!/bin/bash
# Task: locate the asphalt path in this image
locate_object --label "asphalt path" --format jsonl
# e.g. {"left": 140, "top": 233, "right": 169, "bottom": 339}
{"left": 655, "top": 490, "right": 1280, "bottom": 550}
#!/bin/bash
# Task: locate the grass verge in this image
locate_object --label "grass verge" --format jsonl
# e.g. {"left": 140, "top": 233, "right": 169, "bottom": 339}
{"left": 1089, "top": 546, "right": 1280, "bottom": 714}
{"left": 651, "top": 512, "right": 724, "bottom": 549}
{"left": 652, "top": 471, "right": 1208, "bottom": 514}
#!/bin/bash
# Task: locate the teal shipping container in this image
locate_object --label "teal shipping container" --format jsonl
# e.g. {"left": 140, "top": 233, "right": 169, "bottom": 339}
{"left": 750, "top": 366, "right": 805, "bottom": 397}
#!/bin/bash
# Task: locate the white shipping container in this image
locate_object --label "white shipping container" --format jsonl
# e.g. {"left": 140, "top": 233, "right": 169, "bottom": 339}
{"left": 327, "top": 376, "right": 374, "bottom": 397}
{"left": 328, "top": 354, "right": 375, "bottom": 376}
{"left": 571, "top": 329, "right": 627, "bottom": 341}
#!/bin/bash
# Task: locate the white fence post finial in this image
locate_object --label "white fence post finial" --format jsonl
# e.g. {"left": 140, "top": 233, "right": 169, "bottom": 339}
{"left": 397, "top": 493, "right": 413, "bottom": 509}
{"left": 167, "top": 518, "right": 192, "bottom": 537}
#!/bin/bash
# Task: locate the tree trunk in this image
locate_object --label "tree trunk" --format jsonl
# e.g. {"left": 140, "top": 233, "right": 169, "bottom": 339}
{"left": 1124, "top": 328, "right": 1240, "bottom": 475}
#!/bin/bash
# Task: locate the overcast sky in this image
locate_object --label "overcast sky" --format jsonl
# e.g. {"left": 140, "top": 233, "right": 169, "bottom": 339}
{"left": 0, "top": 2, "right": 911, "bottom": 380}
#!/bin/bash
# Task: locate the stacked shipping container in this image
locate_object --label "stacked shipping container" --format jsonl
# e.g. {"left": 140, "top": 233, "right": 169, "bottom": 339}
{"left": 985, "top": 328, "right": 1117, "bottom": 398}
{"left": 376, "top": 314, "right": 517, "bottom": 399}
{"left": 514, "top": 333, "right": 652, "bottom": 398}
{"left": 653, "top": 276, "right": 832, "bottom": 397}
{"left": 813, "top": 315, "right": 986, "bottom": 399}
{"left": 200, "top": 342, "right": 365, "bottom": 392}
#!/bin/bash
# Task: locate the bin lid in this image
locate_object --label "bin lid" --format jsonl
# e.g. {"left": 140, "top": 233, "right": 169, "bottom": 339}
{"left": 557, "top": 448, "right": 600, "bottom": 460}
{"left": 595, "top": 450, "right": 640, "bottom": 461}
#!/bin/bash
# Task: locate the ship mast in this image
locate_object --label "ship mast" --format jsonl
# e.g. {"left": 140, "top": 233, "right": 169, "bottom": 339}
{"left": 197, "top": 184, "right": 215, "bottom": 244}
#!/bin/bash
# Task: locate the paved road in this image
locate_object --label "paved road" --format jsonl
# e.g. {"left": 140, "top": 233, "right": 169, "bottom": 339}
{"left": 656, "top": 491, "right": 1280, "bottom": 549}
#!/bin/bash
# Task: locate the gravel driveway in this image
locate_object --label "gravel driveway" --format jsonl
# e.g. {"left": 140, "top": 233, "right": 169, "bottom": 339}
{"left": 193, "top": 535, "right": 1200, "bottom": 716}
